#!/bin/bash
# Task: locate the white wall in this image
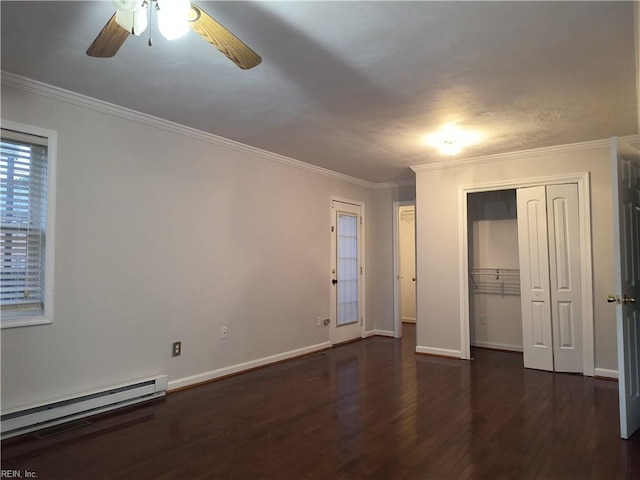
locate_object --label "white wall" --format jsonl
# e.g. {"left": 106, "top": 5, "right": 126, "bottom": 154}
{"left": 0, "top": 80, "right": 407, "bottom": 410}
{"left": 468, "top": 190, "right": 522, "bottom": 351}
{"left": 413, "top": 142, "right": 632, "bottom": 372}
{"left": 371, "top": 185, "right": 416, "bottom": 335}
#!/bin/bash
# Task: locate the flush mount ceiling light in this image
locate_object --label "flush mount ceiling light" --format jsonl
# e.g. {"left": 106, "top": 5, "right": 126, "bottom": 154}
{"left": 424, "top": 125, "right": 482, "bottom": 156}
{"left": 87, "top": 0, "right": 262, "bottom": 70}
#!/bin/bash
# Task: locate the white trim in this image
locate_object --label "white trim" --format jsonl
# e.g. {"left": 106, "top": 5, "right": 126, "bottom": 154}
{"left": 168, "top": 342, "right": 331, "bottom": 391}
{"left": 411, "top": 135, "right": 639, "bottom": 173}
{"left": 0, "top": 120, "right": 57, "bottom": 330}
{"left": 458, "top": 172, "right": 595, "bottom": 375}
{"left": 459, "top": 185, "right": 471, "bottom": 359}
{"left": 374, "top": 179, "right": 416, "bottom": 189}
{"left": 594, "top": 368, "right": 618, "bottom": 380}
{"left": 1, "top": 71, "right": 375, "bottom": 189}
{"left": 471, "top": 341, "right": 523, "bottom": 353}
{"left": 331, "top": 195, "right": 365, "bottom": 207}
{"left": 364, "top": 329, "right": 395, "bottom": 338}
{"left": 415, "top": 346, "right": 461, "bottom": 358}
{"left": 0, "top": 315, "right": 52, "bottom": 329}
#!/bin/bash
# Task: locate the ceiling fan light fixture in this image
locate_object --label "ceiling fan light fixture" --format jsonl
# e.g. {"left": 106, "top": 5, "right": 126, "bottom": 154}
{"left": 157, "top": 0, "right": 191, "bottom": 40}
{"left": 114, "top": 3, "right": 148, "bottom": 35}
{"left": 88, "top": 0, "right": 262, "bottom": 68}
{"left": 113, "top": 0, "right": 146, "bottom": 12}
{"left": 439, "top": 140, "right": 462, "bottom": 156}
{"left": 424, "top": 125, "right": 482, "bottom": 156}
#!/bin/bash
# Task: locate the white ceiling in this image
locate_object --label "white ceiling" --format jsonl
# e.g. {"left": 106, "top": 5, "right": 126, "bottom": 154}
{"left": 1, "top": 1, "right": 638, "bottom": 183}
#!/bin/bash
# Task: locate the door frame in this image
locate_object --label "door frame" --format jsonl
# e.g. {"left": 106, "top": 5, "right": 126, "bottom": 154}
{"left": 393, "top": 200, "right": 416, "bottom": 338}
{"left": 330, "top": 196, "right": 366, "bottom": 345}
{"left": 458, "top": 172, "right": 594, "bottom": 376}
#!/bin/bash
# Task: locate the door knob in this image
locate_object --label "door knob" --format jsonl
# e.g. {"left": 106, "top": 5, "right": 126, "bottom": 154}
{"left": 412, "top": 277, "right": 416, "bottom": 282}
{"left": 332, "top": 279, "right": 338, "bottom": 285}
{"left": 607, "top": 295, "right": 638, "bottom": 304}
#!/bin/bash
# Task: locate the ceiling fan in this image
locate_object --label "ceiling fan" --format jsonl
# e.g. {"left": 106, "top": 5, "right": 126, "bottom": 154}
{"left": 86, "top": 0, "right": 261, "bottom": 70}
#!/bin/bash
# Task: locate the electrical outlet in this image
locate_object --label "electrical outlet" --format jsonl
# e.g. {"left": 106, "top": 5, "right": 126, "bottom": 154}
{"left": 479, "top": 314, "right": 486, "bottom": 325}
{"left": 172, "top": 341, "right": 182, "bottom": 357}
{"left": 316, "top": 316, "right": 322, "bottom": 327}
{"left": 221, "top": 326, "right": 228, "bottom": 339}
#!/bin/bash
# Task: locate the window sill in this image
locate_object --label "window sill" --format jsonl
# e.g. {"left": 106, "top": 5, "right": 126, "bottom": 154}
{"left": 1, "top": 315, "right": 53, "bottom": 329}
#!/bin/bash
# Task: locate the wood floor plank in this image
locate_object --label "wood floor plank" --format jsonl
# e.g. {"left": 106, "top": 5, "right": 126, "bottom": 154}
{"left": 2, "top": 325, "right": 639, "bottom": 479}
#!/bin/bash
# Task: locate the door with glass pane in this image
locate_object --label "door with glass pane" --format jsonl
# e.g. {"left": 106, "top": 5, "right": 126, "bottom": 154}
{"left": 330, "top": 200, "right": 363, "bottom": 344}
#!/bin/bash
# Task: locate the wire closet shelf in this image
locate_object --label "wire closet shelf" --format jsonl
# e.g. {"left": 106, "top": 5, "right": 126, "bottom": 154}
{"left": 470, "top": 268, "right": 520, "bottom": 296}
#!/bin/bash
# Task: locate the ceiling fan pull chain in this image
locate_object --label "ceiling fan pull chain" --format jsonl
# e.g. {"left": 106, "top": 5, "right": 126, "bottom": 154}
{"left": 147, "top": 1, "right": 154, "bottom": 46}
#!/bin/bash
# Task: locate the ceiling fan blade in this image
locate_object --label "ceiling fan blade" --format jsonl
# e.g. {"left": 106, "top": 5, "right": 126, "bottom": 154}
{"left": 188, "top": 4, "right": 262, "bottom": 70}
{"left": 86, "top": 13, "right": 130, "bottom": 58}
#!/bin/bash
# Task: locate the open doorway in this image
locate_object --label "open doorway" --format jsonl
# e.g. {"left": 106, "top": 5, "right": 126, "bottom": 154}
{"left": 393, "top": 201, "right": 416, "bottom": 339}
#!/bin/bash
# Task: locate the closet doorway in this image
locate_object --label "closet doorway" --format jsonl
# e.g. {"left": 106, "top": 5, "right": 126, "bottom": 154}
{"left": 459, "top": 173, "right": 594, "bottom": 375}
{"left": 467, "top": 190, "right": 522, "bottom": 354}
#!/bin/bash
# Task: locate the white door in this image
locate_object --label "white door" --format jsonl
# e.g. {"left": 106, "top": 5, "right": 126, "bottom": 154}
{"left": 517, "top": 185, "right": 583, "bottom": 372}
{"left": 611, "top": 138, "right": 640, "bottom": 440}
{"left": 517, "top": 186, "right": 554, "bottom": 371}
{"left": 546, "top": 184, "right": 583, "bottom": 373}
{"left": 330, "top": 200, "right": 363, "bottom": 345}
{"left": 399, "top": 206, "right": 416, "bottom": 323}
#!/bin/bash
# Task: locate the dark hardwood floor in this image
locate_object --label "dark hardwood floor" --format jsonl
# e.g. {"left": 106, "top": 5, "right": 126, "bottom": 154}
{"left": 2, "top": 324, "right": 639, "bottom": 479}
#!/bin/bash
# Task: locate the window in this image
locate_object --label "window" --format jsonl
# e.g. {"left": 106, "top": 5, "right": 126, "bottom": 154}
{"left": 1, "top": 125, "right": 55, "bottom": 328}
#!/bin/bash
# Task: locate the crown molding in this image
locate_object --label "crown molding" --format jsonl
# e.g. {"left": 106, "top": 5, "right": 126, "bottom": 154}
{"left": 411, "top": 135, "right": 640, "bottom": 173}
{"left": 1, "top": 71, "right": 379, "bottom": 189}
{"left": 373, "top": 178, "right": 416, "bottom": 189}
{"left": 6, "top": 71, "right": 630, "bottom": 190}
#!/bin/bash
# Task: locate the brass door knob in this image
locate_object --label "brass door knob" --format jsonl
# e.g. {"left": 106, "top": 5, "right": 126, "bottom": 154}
{"left": 607, "top": 295, "right": 637, "bottom": 304}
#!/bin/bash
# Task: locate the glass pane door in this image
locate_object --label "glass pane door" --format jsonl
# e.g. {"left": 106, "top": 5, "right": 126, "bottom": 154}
{"left": 337, "top": 212, "right": 358, "bottom": 326}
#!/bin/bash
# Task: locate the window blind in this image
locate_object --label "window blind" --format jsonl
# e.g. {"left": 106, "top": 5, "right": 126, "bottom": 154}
{"left": 0, "top": 129, "right": 48, "bottom": 317}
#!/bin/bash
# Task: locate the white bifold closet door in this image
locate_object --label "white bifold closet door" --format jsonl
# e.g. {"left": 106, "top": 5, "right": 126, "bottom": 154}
{"left": 517, "top": 184, "right": 583, "bottom": 373}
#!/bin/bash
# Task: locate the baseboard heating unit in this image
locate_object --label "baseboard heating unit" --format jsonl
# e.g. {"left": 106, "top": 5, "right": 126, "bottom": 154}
{"left": 1, "top": 374, "right": 168, "bottom": 439}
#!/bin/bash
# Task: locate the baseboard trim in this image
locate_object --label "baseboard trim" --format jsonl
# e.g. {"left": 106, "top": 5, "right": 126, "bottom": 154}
{"left": 415, "top": 346, "right": 461, "bottom": 358}
{"left": 594, "top": 368, "right": 618, "bottom": 380}
{"left": 365, "top": 329, "right": 395, "bottom": 338}
{"left": 168, "top": 341, "right": 331, "bottom": 392}
{"left": 471, "top": 341, "right": 523, "bottom": 353}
